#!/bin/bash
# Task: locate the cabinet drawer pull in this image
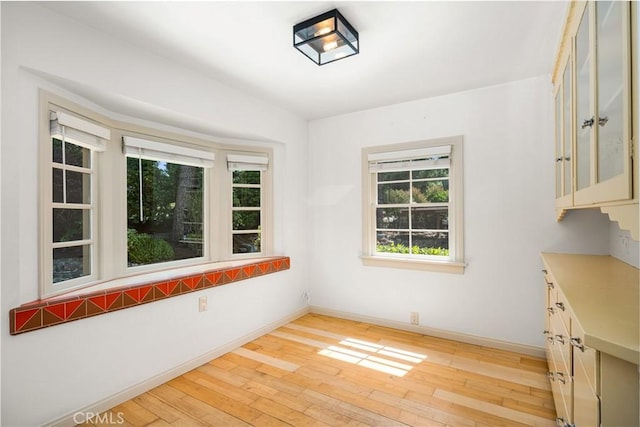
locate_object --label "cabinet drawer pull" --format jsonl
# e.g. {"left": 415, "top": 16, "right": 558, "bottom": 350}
{"left": 547, "top": 335, "right": 555, "bottom": 343}
{"left": 547, "top": 371, "right": 555, "bottom": 380}
{"left": 570, "top": 337, "right": 585, "bottom": 351}
{"left": 598, "top": 116, "right": 608, "bottom": 127}
{"left": 564, "top": 156, "right": 570, "bottom": 161}
{"left": 555, "top": 417, "right": 574, "bottom": 427}
{"left": 546, "top": 281, "right": 554, "bottom": 290}
{"left": 555, "top": 302, "right": 565, "bottom": 311}
{"left": 555, "top": 372, "right": 566, "bottom": 384}
{"left": 547, "top": 307, "right": 555, "bottom": 314}
{"left": 555, "top": 157, "right": 563, "bottom": 162}
{"left": 554, "top": 334, "right": 565, "bottom": 345}
{"left": 581, "top": 117, "right": 594, "bottom": 129}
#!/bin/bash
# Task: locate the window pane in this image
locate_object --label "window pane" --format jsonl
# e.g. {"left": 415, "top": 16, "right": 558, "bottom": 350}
{"left": 233, "top": 170, "right": 260, "bottom": 185}
{"left": 233, "top": 187, "right": 260, "bottom": 207}
{"left": 66, "top": 171, "right": 91, "bottom": 204}
{"left": 53, "top": 138, "right": 63, "bottom": 163}
{"left": 53, "top": 245, "right": 91, "bottom": 283}
{"left": 65, "top": 142, "right": 90, "bottom": 168}
{"left": 233, "top": 210, "right": 260, "bottom": 230}
{"left": 376, "top": 231, "right": 409, "bottom": 253}
{"left": 378, "top": 182, "right": 410, "bottom": 204}
{"left": 53, "top": 209, "right": 90, "bottom": 242}
{"left": 411, "top": 207, "right": 448, "bottom": 230}
{"left": 412, "top": 168, "right": 448, "bottom": 179}
{"left": 53, "top": 168, "right": 64, "bottom": 203}
{"left": 233, "top": 233, "right": 261, "bottom": 253}
{"left": 127, "top": 159, "right": 204, "bottom": 267}
{"left": 411, "top": 231, "right": 449, "bottom": 255}
{"left": 412, "top": 180, "right": 449, "bottom": 203}
{"left": 378, "top": 171, "right": 409, "bottom": 182}
{"left": 376, "top": 207, "right": 409, "bottom": 229}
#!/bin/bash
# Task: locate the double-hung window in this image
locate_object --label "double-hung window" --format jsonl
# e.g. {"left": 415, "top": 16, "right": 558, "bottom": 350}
{"left": 228, "top": 154, "right": 268, "bottom": 254}
{"left": 46, "top": 111, "right": 110, "bottom": 293}
{"left": 362, "top": 136, "right": 465, "bottom": 273}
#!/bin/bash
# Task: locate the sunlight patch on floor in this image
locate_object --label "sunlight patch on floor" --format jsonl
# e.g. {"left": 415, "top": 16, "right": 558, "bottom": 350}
{"left": 318, "top": 337, "right": 427, "bottom": 377}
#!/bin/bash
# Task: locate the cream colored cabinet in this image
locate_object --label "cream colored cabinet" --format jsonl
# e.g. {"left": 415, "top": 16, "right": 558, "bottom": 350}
{"left": 542, "top": 253, "right": 639, "bottom": 427}
{"left": 552, "top": 1, "right": 637, "bottom": 235}
{"left": 555, "top": 56, "right": 573, "bottom": 209}
{"left": 573, "top": 1, "right": 632, "bottom": 206}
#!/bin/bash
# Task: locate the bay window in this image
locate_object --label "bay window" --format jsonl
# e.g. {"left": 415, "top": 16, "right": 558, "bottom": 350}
{"left": 40, "top": 94, "right": 272, "bottom": 298}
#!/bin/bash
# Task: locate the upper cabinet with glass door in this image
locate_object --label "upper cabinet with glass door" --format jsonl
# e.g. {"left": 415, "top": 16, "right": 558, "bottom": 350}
{"left": 555, "top": 55, "right": 573, "bottom": 211}
{"left": 573, "top": 1, "right": 633, "bottom": 206}
{"left": 552, "top": 1, "right": 636, "bottom": 218}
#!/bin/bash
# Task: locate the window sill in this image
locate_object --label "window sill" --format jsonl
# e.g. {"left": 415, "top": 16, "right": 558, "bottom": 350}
{"left": 10, "top": 256, "right": 290, "bottom": 335}
{"left": 361, "top": 255, "right": 466, "bottom": 274}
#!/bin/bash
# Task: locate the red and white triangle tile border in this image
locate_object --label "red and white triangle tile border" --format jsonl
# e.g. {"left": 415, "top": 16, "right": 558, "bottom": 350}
{"left": 9, "top": 256, "right": 290, "bottom": 335}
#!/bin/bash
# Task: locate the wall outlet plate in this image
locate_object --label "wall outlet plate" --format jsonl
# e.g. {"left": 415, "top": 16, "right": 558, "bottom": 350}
{"left": 198, "top": 296, "right": 208, "bottom": 312}
{"left": 410, "top": 312, "right": 419, "bottom": 325}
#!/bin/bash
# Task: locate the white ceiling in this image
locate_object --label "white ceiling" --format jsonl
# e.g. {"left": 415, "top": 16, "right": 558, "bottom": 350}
{"left": 42, "top": 1, "right": 568, "bottom": 120}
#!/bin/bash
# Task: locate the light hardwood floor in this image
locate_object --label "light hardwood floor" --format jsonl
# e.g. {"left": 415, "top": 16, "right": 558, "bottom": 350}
{"left": 80, "top": 314, "right": 556, "bottom": 426}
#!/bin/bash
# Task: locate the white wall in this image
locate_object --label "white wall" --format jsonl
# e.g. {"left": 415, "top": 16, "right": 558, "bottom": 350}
{"left": 1, "top": 3, "right": 308, "bottom": 426}
{"left": 609, "top": 222, "right": 640, "bottom": 268}
{"left": 307, "top": 76, "right": 610, "bottom": 349}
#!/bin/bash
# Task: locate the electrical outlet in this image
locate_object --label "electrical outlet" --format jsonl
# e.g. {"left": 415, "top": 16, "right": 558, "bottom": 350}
{"left": 198, "top": 296, "right": 208, "bottom": 312}
{"left": 410, "top": 312, "right": 419, "bottom": 325}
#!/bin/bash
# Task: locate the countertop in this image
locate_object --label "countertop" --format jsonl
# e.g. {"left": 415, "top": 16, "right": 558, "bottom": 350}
{"left": 541, "top": 252, "right": 639, "bottom": 365}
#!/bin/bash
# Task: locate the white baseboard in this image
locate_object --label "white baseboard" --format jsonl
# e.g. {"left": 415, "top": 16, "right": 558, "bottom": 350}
{"left": 45, "top": 306, "right": 310, "bottom": 427}
{"left": 309, "top": 306, "right": 545, "bottom": 358}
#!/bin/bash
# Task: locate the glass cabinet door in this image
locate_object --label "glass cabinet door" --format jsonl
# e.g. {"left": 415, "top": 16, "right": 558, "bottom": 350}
{"left": 555, "top": 91, "right": 562, "bottom": 199}
{"left": 575, "top": 5, "right": 592, "bottom": 192}
{"left": 562, "top": 60, "right": 572, "bottom": 197}
{"left": 595, "top": 1, "right": 625, "bottom": 183}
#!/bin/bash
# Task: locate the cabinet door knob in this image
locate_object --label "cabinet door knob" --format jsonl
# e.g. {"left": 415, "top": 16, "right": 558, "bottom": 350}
{"left": 598, "top": 116, "right": 609, "bottom": 127}
{"left": 570, "top": 337, "right": 585, "bottom": 352}
{"left": 547, "top": 281, "right": 555, "bottom": 290}
{"left": 555, "top": 302, "right": 565, "bottom": 311}
{"left": 555, "top": 372, "right": 567, "bottom": 384}
{"left": 547, "top": 307, "right": 556, "bottom": 314}
{"left": 581, "top": 117, "right": 595, "bottom": 129}
{"left": 556, "top": 157, "right": 563, "bottom": 162}
{"left": 564, "top": 156, "right": 570, "bottom": 161}
{"left": 547, "top": 371, "right": 555, "bottom": 380}
{"left": 554, "top": 334, "right": 565, "bottom": 345}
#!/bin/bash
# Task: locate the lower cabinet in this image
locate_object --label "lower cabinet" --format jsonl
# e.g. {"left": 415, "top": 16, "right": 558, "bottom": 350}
{"left": 542, "top": 263, "right": 639, "bottom": 427}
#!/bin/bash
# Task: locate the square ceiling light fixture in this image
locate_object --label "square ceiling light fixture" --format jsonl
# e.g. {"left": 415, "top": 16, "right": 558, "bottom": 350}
{"left": 293, "top": 9, "right": 359, "bottom": 65}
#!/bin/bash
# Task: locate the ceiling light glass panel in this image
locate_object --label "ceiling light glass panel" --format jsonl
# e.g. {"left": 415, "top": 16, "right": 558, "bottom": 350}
{"left": 293, "top": 9, "right": 359, "bottom": 66}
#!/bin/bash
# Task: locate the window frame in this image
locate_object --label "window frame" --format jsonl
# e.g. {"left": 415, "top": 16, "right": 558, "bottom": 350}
{"left": 39, "top": 92, "right": 273, "bottom": 298}
{"left": 45, "top": 124, "right": 101, "bottom": 293}
{"left": 361, "top": 136, "right": 465, "bottom": 274}
{"left": 122, "top": 136, "right": 212, "bottom": 274}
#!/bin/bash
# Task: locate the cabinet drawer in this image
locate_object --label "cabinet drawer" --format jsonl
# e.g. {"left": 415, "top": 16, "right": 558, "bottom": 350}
{"left": 572, "top": 320, "right": 597, "bottom": 394}
{"left": 547, "top": 355, "right": 572, "bottom": 424}
{"left": 550, "top": 309, "right": 571, "bottom": 374}
{"left": 553, "top": 287, "right": 571, "bottom": 335}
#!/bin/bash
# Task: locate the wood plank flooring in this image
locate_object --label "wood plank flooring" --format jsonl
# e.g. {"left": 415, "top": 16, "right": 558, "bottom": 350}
{"left": 80, "top": 314, "right": 556, "bottom": 426}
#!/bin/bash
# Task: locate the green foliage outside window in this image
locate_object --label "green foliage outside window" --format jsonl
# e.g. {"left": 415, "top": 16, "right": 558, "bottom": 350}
{"left": 376, "top": 242, "right": 449, "bottom": 256}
